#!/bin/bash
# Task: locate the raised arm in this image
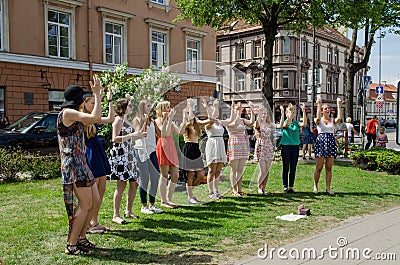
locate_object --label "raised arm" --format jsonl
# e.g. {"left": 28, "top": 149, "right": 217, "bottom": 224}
{"left": 314, "top": 97, "right": 322, "bottom": 125}
{"left": 276, "top": 105, "right": 285, "bottom": 129}
{"left": 334, "top": 98, "right": 343, "bottom": 124}
{"left": 112, "top": 118, "right": 146, "bottom": 143}
{"left": 220, "top": 100, "right": 237, "bottom": 126}
{"left": 99, "top": 86, "right": 115, "bottom": 124}
{"left": 298, "top": 104, "right": 307, "bottom": 127}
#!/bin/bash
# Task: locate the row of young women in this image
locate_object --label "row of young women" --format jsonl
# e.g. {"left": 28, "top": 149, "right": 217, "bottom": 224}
{"left": 57, "top": 77, "right": 342, "bottom": 255}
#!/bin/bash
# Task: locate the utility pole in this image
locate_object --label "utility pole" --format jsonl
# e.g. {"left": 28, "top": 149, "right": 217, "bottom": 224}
{"left": 311, "top": 26, "right": 316, "bottom": 120}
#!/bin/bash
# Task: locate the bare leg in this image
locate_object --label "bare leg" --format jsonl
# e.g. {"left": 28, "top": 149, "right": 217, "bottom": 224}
{"left": 125, "top": 181, "right": 139, "bottom": 216}
{"left": 308, "top": 144, "right": 313, "bottom": 159}
{"left": 230, "top": 160, "right": 239, "bottom": 194}
{"left": 325, "top": 157, "right": 335, "bottom": 194}
{"left": 159, "top": 165, "right": 169, "bottom": 203}
{"left": 90, "top": 176, "right": 106, "bottom": 226}
{"left": 258, "top": 160, "right": 272, "bottom": 192}
{"left": 167, "top": 165, "right": 179, "bottom": 204}
{"left": 236, "top": 158, "right": 247, "bottom": 193}
{"left": 214, "top": 163, "right": 223, "bottom": 193}
{"left": 207, "top": 163, "right": 216, "bottom": 194}
{"left": 186, "top": 171, "right": 195, "bottom": 199}
{"left": 193, "top": 169, "right": 204, "bottom": 186}
{"left": 79, "top": 184, "right": 100, "bottom": 238}
{"left": 313, "top": 157, "right": 325, "bottom": 193}
{"left": 302, "top": 144, "right": 306, "bottom": 158}
{"left": 113, "top": 180, "right": 127, "bottom": 218}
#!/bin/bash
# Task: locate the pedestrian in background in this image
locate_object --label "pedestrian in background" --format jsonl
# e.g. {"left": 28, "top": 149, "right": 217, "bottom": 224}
{"left": 376, "top": 126, "right": 388, "bottom": 148}
{"left": 365, "top": 115, "right": 379, "bottom": 150}
{"left": 345, "top": 117, "right": 358, "bottom": 144}
{"left": 57, "top": 79, "right": 103, "bottom": 255}
{"left": 313, "top": 97, "right": 342, "bottom": 195}
{"left": 301, "top": 116, "right": 314, "bottom": 160}
{"left": 80, "top": 87, "right": 114, "bottom": 234}
{"left": 279, "top": 103, "right": 307, "bottom": 194}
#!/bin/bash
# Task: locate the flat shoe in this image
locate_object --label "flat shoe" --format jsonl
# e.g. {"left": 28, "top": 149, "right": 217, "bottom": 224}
{"left": 124, "top": 213, "right": 139, "bottom": 219}
{"left": 161, "top": 202, "right": 176, "bottom": 209}
{"left": 87, "top": 225, "right": 104, "bottom": 234}
{"left": 112, "top": 217, "right": 127, "bottom": 225}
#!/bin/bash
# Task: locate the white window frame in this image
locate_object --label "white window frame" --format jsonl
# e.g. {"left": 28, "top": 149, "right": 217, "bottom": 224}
{"left": 44, "top": 1, "right": 81, "bottom": 60}
{"left": 315, "top": 68, "right": 321, "bottom": 87}
{"left": 237, "top": 42, "right": 245, "bottom": 60}
{"left": 333, "top": 77, "right": 338, "bottom": 94}
{"left": 145, "top": 19, "right": 174, "bottom": 68}
{"left": 235, "top": 73, "right": 246, "bottom": 92}
{"left": 252, "top": 73, "right": 261, "bottom": 90}
{"left": 327, "top": 47, "right": 332, "bottom": 63}
{"left": 0, "top": 0, "right": 9, "bottom": 51}
{"left": 327, "top": 76, "right": 332, "bottom": 93}
{"left": 283, "top": 71, "right": 289, "bottom": 89}
{"left": 314, "top": 44, "right": 320, "bottom": 61}
{"left": 151, "top": 29, "right": 168, "bottom": 69}
{"left": 186, "top": 37, "right": 201, "bottom": 74}
{"left": 104, "top": 20, "right": 125, "bottom": 65}
{"left": 301, "top": 72, "right": 307, "bottom": 91}
{"left": 301, "top": 40, "right": 307, "bottom": 58}
{"left": 216, "top": 46, "right": 221, "bottom": 62}
{"left": 0, "top": 86, "right": 5, "bottom": 118}
{"left": 150, "top": 0, "right": 167, "bottom": 4}
{"left": 253, "top": 39, "right": 262, "bottom": 58}
{"left": 334, "top": 49, "right": 339, "bottom": 65}
{"left": 283, "top": 36, "right": 290, "bottom": 55}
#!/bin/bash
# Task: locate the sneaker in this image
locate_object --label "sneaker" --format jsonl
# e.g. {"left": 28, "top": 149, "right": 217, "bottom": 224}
{"left": 215, "top": 193, "right": 224, "bottom": 199}
{"left": 209, "top": 193, "right": 219, "bottom": 200}
{"left": 149, "top": 205, "right": 164, "bottom": 214}
{"left": 141, "top": 205, "right": 154, "bottom": 214}
{"left": 287, "top": 188, "right": 296, "bottom": 194}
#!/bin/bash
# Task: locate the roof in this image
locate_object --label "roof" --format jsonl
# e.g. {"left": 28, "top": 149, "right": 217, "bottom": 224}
{"left": 367, "top": 83, "right": 398, "bottom": 102}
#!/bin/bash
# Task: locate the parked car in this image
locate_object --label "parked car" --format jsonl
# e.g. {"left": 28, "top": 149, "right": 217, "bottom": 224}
{"left": 385, "top": 119, "right": 397, "bottom": 128}
{"left": 379, "top": 119, "right": 386, "bottom": 126}
{"left": 0, "top": 112, "right": 59, "bottom": 154}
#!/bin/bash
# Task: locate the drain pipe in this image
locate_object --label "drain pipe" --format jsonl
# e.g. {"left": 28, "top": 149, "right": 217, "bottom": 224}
{"left": 87, "top": 0, "right": 93, "bottom": 77}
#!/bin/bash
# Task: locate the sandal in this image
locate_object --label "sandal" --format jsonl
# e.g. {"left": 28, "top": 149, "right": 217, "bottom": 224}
{"left": 232, "top": 191, "right": 241, "bottom": 197}
{"left": 92, "top": 223, "right": 110, "bottom": 231}
{"left": 161, "top": 202, "right": 178, "bottom": 209}
{"left": 124, "top": 213, "right": 139, "bottom": 219}
{"left": 112, "top": 216, "right": 127, "bottom": 225}
{"left": 87, "top": 224, "right": 104, "bottom": 234}
{"left": 65, "top": 244, "right": 90, "bottom": 255}
{"left": 77, "top": 238, "right": 97, "bottom": 249}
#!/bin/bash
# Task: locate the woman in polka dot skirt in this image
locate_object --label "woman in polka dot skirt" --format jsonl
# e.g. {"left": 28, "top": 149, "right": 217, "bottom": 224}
{"left": 313, "top": 96, "right": 342, "bottom": 195}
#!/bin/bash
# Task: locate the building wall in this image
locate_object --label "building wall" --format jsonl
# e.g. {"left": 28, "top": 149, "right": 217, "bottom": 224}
{"left": 0, "top": 0, "right": 217, "bottom": 121}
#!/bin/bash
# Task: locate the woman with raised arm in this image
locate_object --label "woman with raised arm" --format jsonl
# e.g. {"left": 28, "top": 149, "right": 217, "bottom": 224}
{"left": 80, "top": 86, "right": 114, "bottom": 234}
{"left": 202, "top": 98, "right": 227, "bottom": 199}
{"left": 132, "top": 99, "right": 163, "bottom": 214}
{"left": 313, "top": 97, "right": 342, "bottom": 195}
{"left": 155, "top": 101, "right": 180, "bottom": 209}
{"left": 225, "top": 101, "right": 255, "bottom": 196}
{"left": 253, "top": 105, "right": 282, "bottom": 194}
{"left": 109, "top": 98, "right": 146, "bottom": 225}
{"left": 57, "top": 78, "right": 103, "bottom": 255}
{"left": 279, "top": 103, "right": 307, "bottom": 194}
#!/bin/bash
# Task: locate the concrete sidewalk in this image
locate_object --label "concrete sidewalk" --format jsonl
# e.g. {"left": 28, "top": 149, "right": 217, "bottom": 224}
{"left": 237, "top": 207, "right": 400, "bottom": 264}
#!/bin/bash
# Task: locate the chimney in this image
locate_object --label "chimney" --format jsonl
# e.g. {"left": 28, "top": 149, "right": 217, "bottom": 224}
{"left": 383, "top": 80, "right": 386, "bottom": 85}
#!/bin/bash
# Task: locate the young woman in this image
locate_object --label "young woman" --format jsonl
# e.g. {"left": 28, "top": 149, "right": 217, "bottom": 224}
{"left": 313, "top": 97, "right": 342, "bottom": 195}
{"left": 109, "top": 98, "right": 146, "bottom": 224}
{"left": 57, "top": 79, "right": 103, "bottom": 255}
{"left": 279, "top": 103, "right": 307, "bottom": 194}
{"left": 253, "top": 105, "right": 281, "bottom": 194}
{"left": 80, "top": 87, "right": 114, "bottom": 233}
{"left": 202, "top": 98, "right": 227, "bottom": 200}
{"left": 155, "top": 101, "right": 180, "bottom": 209}
{"left": 132, "top": 99, "right": 163, "bottom": 214}
{"left": 301, "top": 117, "right": 314, "bottom": 160}
{"left": 180, "top": 99, "right": 213, "bottom": 204}
{"left": 225, "top": 101, "right": 255, "bottom": 196}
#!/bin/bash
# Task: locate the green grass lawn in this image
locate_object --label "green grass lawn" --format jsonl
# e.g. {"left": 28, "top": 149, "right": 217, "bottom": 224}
{"left": 1, "top": 161, "right": 400, "bottom": 265}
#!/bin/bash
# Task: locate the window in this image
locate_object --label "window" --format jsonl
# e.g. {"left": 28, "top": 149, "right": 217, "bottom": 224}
{"left": 105, "top": 22, "right": 123, "bottom": 64}
{"left": 315, "top": 68, "right": 321, "bottom": 87}
{"left": 252, "top": 73, "right": 261, "bottom": 90}
{"left": 216, "top": 46, "right": 220, "bottom": 62}
{"left": 301, "top": 72, "right": 307, "bottom": 91}
{"left": 327, "top": 47, "right": 332, "bottom": 63}
{"left": 151, "top": 30, "right": 167, "bottom": 68}
{"left": 283, "top": 37, "right": 290, "bottom": 55}
{"left": 333, "top": 77, "right": 338, "bottom": 94}
{"left": 314, "top": 44, "right": 319, "bottom": 61}
{"left": 235, "top": 73, "right": 245, "bottom": 92}
{"left": 47, "top": 10, "right": 70, "bottom": 58}
{"left": 237, "top": 43, "right": 245, "bottom": 60}
{"left": 0, "top": 86, "right": 4, "bottom": 118}
{"left": 150, "top": 0, "right": 167, "bottom": 4}
{"left": 301, "top": 40, "right": 307, "bottom": 58}
{"left": 0, "top": 0, "right": 9, "bottom": 51}
{"left": 283, "top": 71, "right": 289, "bottom": 89}
{"left": 327, "top": 76, "right": 332, "bottom": 93}
{"left": 334, "top": 49, "right": 339, "bottom": 65}
{"left": 48, "top": 90, "right": 64, "bottom": 111}
{"left": 253, "top": 40, "right": 262, "bottom": 58}
{"left": 186, "top": 38, "right": 200, "bottom": 74}
{"left": 0, "top": 0, "right": 3, "bottom": 50}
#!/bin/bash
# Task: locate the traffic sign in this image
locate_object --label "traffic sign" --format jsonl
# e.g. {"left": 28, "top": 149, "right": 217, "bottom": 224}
{"left": 376, "top": 101, "right": 384, "bottom": 109}
{"left": 363, "top": 76, "right": 371, "bottom": 90}
{"left": 375, "top": 86, "right": 384, "bottom": 94}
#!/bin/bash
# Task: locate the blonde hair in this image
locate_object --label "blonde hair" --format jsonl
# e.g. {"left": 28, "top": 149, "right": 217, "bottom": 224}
{"left": 155, "top": 100, "right": 170, "bottom": 119}
{"left": 136, "top": 99, "right": 152, "bottom": 128}
{"left": 80, "top": 96, "right": 96, "bottom": 139}
{"left": 346, "top": 117, "right": 352, "bottom": 123}
{"left": 185, "top": 118, "right": 201, "bottom": 138}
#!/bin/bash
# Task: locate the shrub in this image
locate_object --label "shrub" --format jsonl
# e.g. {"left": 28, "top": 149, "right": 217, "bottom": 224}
{"left": 0, "top": 147, "right": 28, "bottom": 182}
{"left": 350, "top": 147, "right": 400, "bottom": 175}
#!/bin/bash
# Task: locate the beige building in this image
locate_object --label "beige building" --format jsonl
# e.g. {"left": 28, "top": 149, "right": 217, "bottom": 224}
{"left": 0, "top": 0, "right": 217, "bottom": 122}
{"left": 216, "top": 21, "right": 364, "bottom": 120}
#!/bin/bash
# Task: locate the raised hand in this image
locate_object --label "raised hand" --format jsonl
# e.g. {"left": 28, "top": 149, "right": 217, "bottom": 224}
{"left": 316, "top": 95, "right": 322, "bottom": 105}
{"left": 201, "top": 97, "right": 208, "bottom": 108}
{"left": 337, "top": 97, "right": 342, "bottom": 107}
{"left": 90, "top": 76, "right": 103, "bottom": 94}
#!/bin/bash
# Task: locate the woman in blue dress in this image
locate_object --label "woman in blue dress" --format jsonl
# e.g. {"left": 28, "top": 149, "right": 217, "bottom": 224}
{"left": 80, "top": 87, "right": 114, "bottom": 233}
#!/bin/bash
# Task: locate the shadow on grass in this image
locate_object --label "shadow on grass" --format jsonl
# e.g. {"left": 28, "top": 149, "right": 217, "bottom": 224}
{"left": 90, "top": 247, "right": 216, "bottom": 264}
{"left": 108, "top": 229, "right": 191, "bottom": 243}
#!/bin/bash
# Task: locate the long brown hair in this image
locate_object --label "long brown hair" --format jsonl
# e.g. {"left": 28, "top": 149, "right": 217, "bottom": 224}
{"left": 136, "top": 99, "right": 152, "bottom": 130}
{"left": 185, "top": 118, "right": 201, "bottom": 138}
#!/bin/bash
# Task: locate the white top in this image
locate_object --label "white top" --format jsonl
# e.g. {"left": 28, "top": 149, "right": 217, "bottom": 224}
{"left": 205, "top": 121, "right": 227, "bottom": 165}
{"left": 345, "top": 122, "right": 353, "bottom": 137}
{"left": 317, "top": 118, "right": 335, "bottom": 134}
{"left": 134, "top": 121, "right": 157, "bottom": 162}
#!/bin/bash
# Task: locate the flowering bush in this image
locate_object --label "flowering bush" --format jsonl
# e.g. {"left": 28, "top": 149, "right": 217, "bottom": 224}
{"left": 96, "top": 64, "right": 181, "bottom": 139}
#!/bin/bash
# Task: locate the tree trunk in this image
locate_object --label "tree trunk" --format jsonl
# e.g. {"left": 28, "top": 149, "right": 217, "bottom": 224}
{"left": 345, "top": 68, "right": 356, "bottom": 120}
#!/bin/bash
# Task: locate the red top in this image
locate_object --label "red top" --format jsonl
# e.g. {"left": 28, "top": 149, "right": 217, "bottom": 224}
{"left": 366, "top": 119, "right": 379, "bottom": 134}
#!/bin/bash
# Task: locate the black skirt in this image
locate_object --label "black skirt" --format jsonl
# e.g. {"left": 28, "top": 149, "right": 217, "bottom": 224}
{"left": 181, "top": 142, "right": 204, "bottom": 170}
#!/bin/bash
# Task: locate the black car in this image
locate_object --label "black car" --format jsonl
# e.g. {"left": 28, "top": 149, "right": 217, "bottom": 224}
{"left": 385, "top": 119, "right": 397, "bottom": 128}
{"left": 0, "top": 112, "right": 59, "bottom": 154}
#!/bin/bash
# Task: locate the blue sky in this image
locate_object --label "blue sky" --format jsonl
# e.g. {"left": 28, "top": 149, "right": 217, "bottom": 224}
{"left": 367, "top": 32, "right": 400, "bottom": 86}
